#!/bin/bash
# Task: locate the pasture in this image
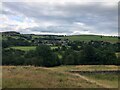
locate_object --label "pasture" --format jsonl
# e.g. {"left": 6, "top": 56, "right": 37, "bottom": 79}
{"left": 10, "top": 46, "right": 59, "bottom": 51}
{"left": 62, "top": 35, "right": 118, "bottom": 43}
{"left": 10, "top": 46, "right": 36, "bottom": 51}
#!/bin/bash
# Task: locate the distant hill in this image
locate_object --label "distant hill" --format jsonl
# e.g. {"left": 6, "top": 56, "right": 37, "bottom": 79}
{"left": 2, "top": 31, "right": 118, "bottom": 43}
{"left": 2, "top": 31, "right": 20, "bottom": 36}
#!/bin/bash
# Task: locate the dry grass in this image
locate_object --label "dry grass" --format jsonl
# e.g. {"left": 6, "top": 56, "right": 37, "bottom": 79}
{"left": 2, "top": 65, "right": 119, "bottom": 88}
{"left": 48, "top": 65, "right": 119, "bottom": 72}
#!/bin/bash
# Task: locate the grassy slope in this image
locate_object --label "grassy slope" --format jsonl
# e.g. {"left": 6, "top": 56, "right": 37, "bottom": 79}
{"left": 2, "top": 65, "right": 119, "bottom": 88}
{"left": 62, "top": 35, "right": 118, "bottom": 43}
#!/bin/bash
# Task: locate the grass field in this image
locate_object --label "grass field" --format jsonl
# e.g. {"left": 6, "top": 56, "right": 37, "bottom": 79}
{"left": 10, "top": 46, "right": 59, "bottom": 51}
{"left": 10, "top": 46, "right": 36, "bottom": 51}
{"left": 2, "top": 65, "right": 119, "bottom": 88}
{"left": 62, "top": 35, "right": 118, "bottom": 43}
{"left": 32, "top": 35, "right": 43, "bottom": 39}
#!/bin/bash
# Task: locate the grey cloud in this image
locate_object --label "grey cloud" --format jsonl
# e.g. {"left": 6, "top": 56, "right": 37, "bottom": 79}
{"left": 3, "top": 2, "right": 117, "bottom": 22}
{"left": 2, "top": 2, "right": 118, "bottom": 35}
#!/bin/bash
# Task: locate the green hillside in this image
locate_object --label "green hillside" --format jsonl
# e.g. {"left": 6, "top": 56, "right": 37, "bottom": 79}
{"left": 2, "top": 31, "right": 118, "bottom": 43}
{"left": 62, "top": 35, "right": 118, "bottom": 43}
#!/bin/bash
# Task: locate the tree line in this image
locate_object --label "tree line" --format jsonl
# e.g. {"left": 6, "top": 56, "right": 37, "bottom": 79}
{"left": 2, "top": 43, "right": 119, "bottom": 67}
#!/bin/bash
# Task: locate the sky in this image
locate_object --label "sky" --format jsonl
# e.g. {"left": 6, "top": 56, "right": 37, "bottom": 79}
{"left": 0, "top": 0, "right": 119, "bottom": 36}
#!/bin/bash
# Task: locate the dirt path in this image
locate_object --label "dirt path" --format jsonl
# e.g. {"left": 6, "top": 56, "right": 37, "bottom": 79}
{"left": 44, "top": 67, "right": 110, "bottom": 88}
{"left": 72, "top": 73, "right": 110, "bottom": 88}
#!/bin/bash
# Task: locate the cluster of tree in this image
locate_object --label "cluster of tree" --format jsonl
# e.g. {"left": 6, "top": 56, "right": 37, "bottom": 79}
{"left": 62, "top": 45, "right": 118, "bottom": 65}
{"left": 24, "top": 45, "right": 61, "bottom": 67}
{"left": 67, "top": 40, "right": 120, "bottom": 52}
{"left": 2, "top": 45, "right": 61, "bottom": 67}
{"left": 2, "top": 44, "right": 119, "bottom": 67}
{"left": 2, "top": 35, "right": 63, "bottom": 47}
{"left": 2, "top": 49, "right": 25, "bottom": 65}
{"left": 2, "top": 37, "right": 31, "bottom": 48}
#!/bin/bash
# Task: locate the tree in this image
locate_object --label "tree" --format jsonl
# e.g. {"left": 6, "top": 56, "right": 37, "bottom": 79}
{"left": 73, "top": 51, "right": 80, "bottom": 65}
{"left": 61, "top": 45, "right": 67, "bottom": 51}
{"left": 62, "top": 49, "right": 75, "bottom": 65}
{"left": 31, "top": 57, "right": 43, "bottom": 66}
{"left": 2, "top": 48, "right": 25, "bottom": 65}
{"left": 95, "top": 47, "right": 117, "bottom": 65}
{"left": 81, "top": 45, "right": 96, "bottom": 64}
{"left": 2, "top": 40, "right": 9, "bottom": 48}
{"left": 35, "top": 45, "right": 60, "bottom": 67}
{"left": 63, "top": 54, "right": 74, "bottom": 65}
{"left": 70, "top": 42, "right": 79, "bottom": 50}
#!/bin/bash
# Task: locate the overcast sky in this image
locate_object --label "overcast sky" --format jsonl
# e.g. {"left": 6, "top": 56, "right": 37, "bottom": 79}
{"left": 0, "top": 0, "right": 119, "bottom": 36}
